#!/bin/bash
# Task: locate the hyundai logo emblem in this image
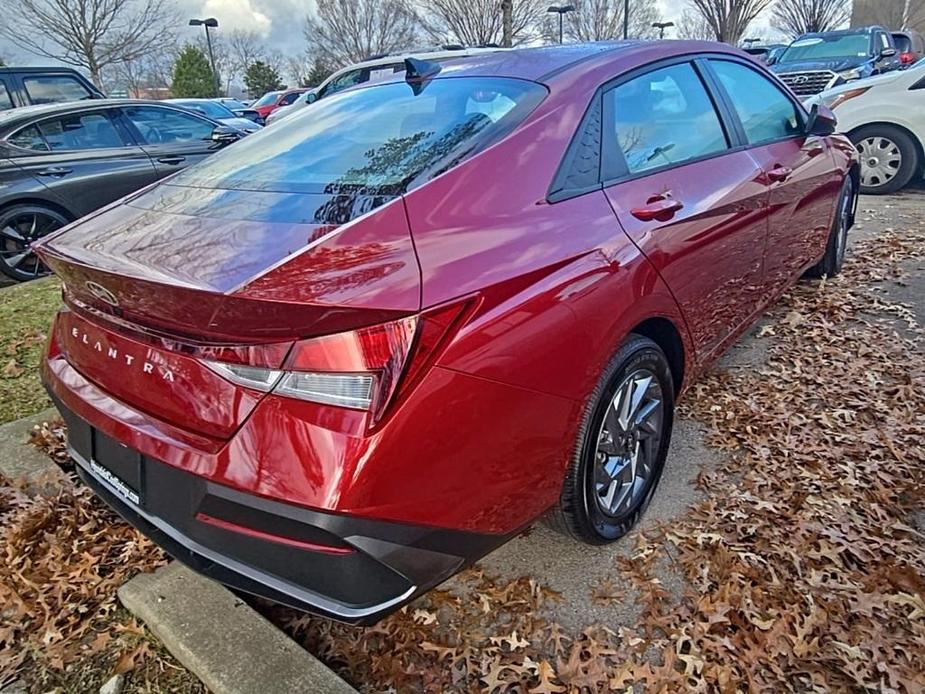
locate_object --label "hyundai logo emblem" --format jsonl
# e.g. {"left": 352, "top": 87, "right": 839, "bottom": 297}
{"left": 791, "top": 75, "right": 810, "bottom": 85}
{"left": 85, "top": 281, "right": 119, "bottom": 306}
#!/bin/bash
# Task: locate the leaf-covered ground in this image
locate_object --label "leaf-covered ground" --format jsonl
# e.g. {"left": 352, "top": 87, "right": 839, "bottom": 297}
{"left": 0, "top": 277, "right": 59, "bottom": 424}
{"left": 257, "top": 225, "right": 925, "bottom": 691}
{"left": 2, "top": 206, "right": 923, "bottom": 692}
{"left": 0, "top": 438, "right": 203, "bottom": 693}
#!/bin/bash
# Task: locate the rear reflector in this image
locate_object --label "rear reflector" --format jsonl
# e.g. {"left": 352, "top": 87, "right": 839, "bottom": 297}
{"left": 202, "top": 361, "right": 282, "bottom": 391}
{"left": 195, "top": 513, "right": 354, "bottom": 555}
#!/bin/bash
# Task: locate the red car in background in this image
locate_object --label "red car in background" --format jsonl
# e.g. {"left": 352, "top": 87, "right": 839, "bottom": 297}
{"left": 35, "top": 41, "right": 857, "bottom": 624}
{"left": 250, "top": 87, "right": 308, "bottom": 119}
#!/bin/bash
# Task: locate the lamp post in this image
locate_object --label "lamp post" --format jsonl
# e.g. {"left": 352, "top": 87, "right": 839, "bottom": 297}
{"left": 189, "top": 17, "right": 219, "bottom": 95}
{"left": 623, "top": 0, "right": 629, "bottom": 39}
{"left": 652, "top": 21, "right": 674, "bottom": 39}
{"left": 546, "top": 5, "right": 576, "bottom": 44}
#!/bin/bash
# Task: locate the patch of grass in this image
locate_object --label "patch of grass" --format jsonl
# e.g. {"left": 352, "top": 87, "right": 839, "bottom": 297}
{"left": 0, "top": 278, "right": 61, "bottom": 423}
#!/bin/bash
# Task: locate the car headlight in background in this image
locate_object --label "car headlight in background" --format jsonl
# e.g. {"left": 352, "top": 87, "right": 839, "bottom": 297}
{"left": 837, "top": 67, "right": 863, "bottom": 81}
{"left": 822, "top": 87, "right": 871, "bottom": 109}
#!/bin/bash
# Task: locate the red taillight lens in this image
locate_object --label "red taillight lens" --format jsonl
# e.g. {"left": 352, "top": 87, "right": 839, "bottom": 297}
{"left": 901, "top": 52, "right": 916, "bottom": 64}
{"left": 203, "top": 300, "right": 472, "bottom": 425}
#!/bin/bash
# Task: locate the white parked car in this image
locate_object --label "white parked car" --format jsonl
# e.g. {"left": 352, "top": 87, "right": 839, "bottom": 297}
{"left": 812, "top": 61, "right": 925, "bottom": 193}
{"left": 266, "top": 47, "right": 505, "bottom": 126}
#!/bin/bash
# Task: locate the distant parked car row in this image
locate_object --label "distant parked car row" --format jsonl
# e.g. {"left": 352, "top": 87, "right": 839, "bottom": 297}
{"left": 0, "top": 100, "right": 244, "bottom": 281}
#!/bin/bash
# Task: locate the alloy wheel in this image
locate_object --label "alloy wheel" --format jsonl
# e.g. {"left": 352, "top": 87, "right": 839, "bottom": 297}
{"left": 857, "top": 136, "right": 901, "bottom": 189}
{"left": 0, "top": 210, "right": 62, "bottom": 280}
{"left": 593, "top": 368, "right": 664, "bottom": 517}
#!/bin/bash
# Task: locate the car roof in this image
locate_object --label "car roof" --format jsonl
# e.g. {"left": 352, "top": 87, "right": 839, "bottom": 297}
{"left": 329, "top": 41, "right": 742, "bottom": 87}
{"left": 0, "top": 98, "right": 217, "bottom": 129}
{"left": 797, "top": 27, "right": 881, "bottom": 39}
{"left": 0, "top": 66, "right": 89, "bottom": 74}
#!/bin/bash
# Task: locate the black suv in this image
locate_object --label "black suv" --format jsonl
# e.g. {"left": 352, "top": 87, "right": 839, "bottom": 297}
{"left": 0, "top": 67, "right": 104, "bottom": 111}
{"left": 771, "top": 26, "right": 900, "bottom": 97}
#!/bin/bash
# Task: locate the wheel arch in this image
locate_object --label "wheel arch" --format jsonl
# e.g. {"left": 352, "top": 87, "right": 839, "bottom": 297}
{"left": 629, "top": 316, "right": 686, "bottom": 396}
{"left": 0, "top": 196, "right": 75, "bottom": 222}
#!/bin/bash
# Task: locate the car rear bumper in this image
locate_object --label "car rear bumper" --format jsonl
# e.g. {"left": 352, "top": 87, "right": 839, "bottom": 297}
{"left": 50, "top": 394, "right": 513, "bottom": 625}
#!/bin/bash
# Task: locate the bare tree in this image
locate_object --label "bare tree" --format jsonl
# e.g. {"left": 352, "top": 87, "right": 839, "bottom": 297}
{"left": 304, "top": 0, "right": 418, "bottom": 65}
{"left": 852, "top": 0, "right": 925, "bottom": 32}
{"left": 110, "top": 45, "right": 177, "bottom": 96}
{"left": 550, "top": 0, "right": 662, "bottom": 42}
{"left": 676, "top": 8, "right": 719, "bottom": 40}
{"left": 772, "top": 0, "right": 850, "bottom": 38}
{"left": 419, "top": 0, "right": 544, "bottom": 46}
{"left": 685, "top": 0, "right": 774, "bottom": 44}
{"left": 0, "top": 0, "right": 177, "bottom": 88}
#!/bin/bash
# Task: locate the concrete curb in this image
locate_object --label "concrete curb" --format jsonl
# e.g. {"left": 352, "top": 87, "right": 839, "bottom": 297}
{"left": 0, "top": 407, "right": 59, "bottom": 481}
{"left": 119, "top": 563, "right": 358, "bottom": 694}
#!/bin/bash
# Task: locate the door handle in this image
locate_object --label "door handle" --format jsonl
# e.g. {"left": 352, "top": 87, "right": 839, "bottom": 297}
{"left": 630, "top": 197, "right": 684, "bottom": 221}
{"left": 157, "top": 156, "right": 186, "bottom": 165}
{"left": 36, "top": 166, "right": 72, "bottom": 177}
{"left": 766, "top": 166, "right": 793, "bottom": 183}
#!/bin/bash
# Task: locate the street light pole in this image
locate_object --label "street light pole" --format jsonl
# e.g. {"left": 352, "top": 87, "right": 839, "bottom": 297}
{"left": 623, "top": 0, "right": 629, "bottom": 39}
{"left": 652, "top": 21, "right": 674, "bottom": 39}
{"left": 546, "top": 5, "right": 576, "bottom": 44}
{"left": 189, "top": 17, "right": 219, "bottom": 96}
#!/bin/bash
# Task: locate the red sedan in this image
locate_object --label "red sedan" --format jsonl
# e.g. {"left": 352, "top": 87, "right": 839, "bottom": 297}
{"left": 250, "top": 87, "right": 308, "bottom": 119}
{"left": 35, "top": 41, "right": 857, "bottom": 624}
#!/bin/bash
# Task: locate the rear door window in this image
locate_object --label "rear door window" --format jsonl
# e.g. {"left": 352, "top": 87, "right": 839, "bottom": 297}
{"left": 123, "top": 106, "right": 214, "bottom": 145}
{"left": 23, "top": 75, "right": 95, "bottom": 104}
{"left": 11, "top": 112, "right": 124, "bottom": 151}
{"left": 0, "top": 81, "right": 12, "bottom": 110}
{"left": 607, "top": 62, "right": 729, "bottom": 176}
{"left": 318, "top": 64, "right": 403, "bottom": 99}
{"left": 173, "top": 76, "right": 546, "bottom": 195}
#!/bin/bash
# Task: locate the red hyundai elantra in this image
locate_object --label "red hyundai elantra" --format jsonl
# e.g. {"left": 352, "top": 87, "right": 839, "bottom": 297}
{"left": 35, "top": 41, "right": 857, "bottom": 624}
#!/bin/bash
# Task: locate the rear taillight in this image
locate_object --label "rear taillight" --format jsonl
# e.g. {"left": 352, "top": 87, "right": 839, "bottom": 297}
{"left": 202, "top": 300, "right": 471, "bottom": 424}
{"left": 901, "top": 52, "right": 917, "bottom": 64}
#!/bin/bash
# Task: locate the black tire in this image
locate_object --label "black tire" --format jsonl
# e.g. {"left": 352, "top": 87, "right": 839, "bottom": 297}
{"left": 0, "top": 203, "right": 69, "bottom": 282}
{"left": 850, "top": 125, "right": 919, "bottom": 194}
{"left": 549, "top": 334, "right": 675, "bottom": 544}
{"left": 806, "top": 175, "right": 853, "bottom": 279}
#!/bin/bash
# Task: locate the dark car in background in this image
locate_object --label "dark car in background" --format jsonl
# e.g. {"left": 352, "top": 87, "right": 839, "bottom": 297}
{"left": 0, "top": 67, "right": 104, "bottom": 111}
{"left": 166, "top": 98, "right": 263, "bottom": 132}
{"left": 772, "top": 26, "right": 900, "bottom": 97}
{"left": 0, "top": 99, "right": 241, "bottom": 281}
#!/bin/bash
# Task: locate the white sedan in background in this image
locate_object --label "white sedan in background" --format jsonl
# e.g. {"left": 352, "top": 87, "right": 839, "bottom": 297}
{"left": 812, "top": 61, "right": 925, "bottom": 194}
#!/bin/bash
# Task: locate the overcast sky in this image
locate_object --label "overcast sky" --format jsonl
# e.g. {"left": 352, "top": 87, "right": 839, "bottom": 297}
{"left": 0, "top": 0, "right": 781, "bottom": 70}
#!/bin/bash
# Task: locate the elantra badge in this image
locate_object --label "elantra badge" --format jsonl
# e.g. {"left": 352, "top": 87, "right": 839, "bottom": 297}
{"left": 85, "top": 281, "right": 118, "bottom": 306}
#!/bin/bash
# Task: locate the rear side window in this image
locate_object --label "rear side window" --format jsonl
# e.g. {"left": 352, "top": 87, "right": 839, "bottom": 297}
{"left": 710, "top": 60, "right": 803, "bottom": 144}
{"left": 278, "top": 91, "right": 302, "bottom": 106}
{"left": 173, "top": 77, "right": 546, "bottom": 195}
{"left": 318, "top": 64, "right": 403, "bottom": 99}
{"left": 0, "top": 81, "right": 12, "bottom": 110}
{"left": 23, "top": 75, "right": 94, "bottom": 104}
{"left": 123, "top": 106, "right": 214, "bottom": 145}
{"left": 608, "top": 63, "right": 728, "bottom": 175}
{"left": 10, "top": 112, "right": 123, "bottom": 151}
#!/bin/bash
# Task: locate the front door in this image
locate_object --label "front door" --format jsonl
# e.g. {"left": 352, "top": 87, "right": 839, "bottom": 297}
{"left": 706, "top": 58, "right": 839, "bottom": 294}
{"left": 602, "top": 61, "right": 770, "bottom": 362}
{"left": 118, "top": 105, "right": 222, "bottom": 178}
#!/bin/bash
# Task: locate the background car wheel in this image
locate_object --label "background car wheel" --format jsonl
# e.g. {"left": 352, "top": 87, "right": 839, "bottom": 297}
{"left": 851, "top": 125, "right": 919, "bottom": 194}
{"left": 0, "top": 204, "right": 69, "bottom": 282}
{"left": 807, "top": 176, "right": 854, "bottom": 279}
{"left": 549, "top": 334, "right": 675, "bottom": 545}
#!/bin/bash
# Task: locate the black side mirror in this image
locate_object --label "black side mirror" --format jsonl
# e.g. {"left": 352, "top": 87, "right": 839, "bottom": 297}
{"left": 211, "top": 125, "right": 242, "bottom": 145}
{"left": 806, "top": 103, "right": 837, "bottom": 136}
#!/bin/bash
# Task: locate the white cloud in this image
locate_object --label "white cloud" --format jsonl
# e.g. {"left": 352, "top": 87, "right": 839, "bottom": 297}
{"left": 198, "top": 0, "right": 272, "bottom": 37}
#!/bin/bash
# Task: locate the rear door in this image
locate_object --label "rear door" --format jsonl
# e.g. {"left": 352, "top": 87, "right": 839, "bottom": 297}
{"left": 705, "top": 58, "right": 839, "bottom": 294}
{"left": 118, "top": 104, "right": 221, "bottom": 177}
{"left": 4, "top": 108, "right": 158, "bottom": 217}
{"left": 602, "top": 60, "right": 771, "bottom": 361}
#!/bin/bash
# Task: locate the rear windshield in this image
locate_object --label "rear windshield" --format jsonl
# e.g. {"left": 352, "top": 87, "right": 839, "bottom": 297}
{"left": 172, "top": 77, "right": 546, "bottom": 196}
{"left": 780, "top": 35, "right": 871, "bottom": 62}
